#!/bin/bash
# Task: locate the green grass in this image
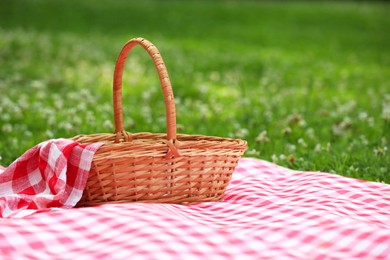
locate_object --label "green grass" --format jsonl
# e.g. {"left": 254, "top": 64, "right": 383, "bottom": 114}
{"left": 0, "top": 0, "right": 389, "bottom": 183}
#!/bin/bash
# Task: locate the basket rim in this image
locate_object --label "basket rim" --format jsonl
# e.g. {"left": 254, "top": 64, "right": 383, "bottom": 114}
{"left": 73, "top": 131, "right": 247, "bottom": 146}
{"left": 72, "top": 131, "right": 247, "bottom": 158}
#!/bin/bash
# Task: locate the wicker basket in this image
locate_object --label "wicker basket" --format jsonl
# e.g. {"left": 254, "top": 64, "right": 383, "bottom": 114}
{"left": 72, "top": 37, "right": 247, "bottom": 207}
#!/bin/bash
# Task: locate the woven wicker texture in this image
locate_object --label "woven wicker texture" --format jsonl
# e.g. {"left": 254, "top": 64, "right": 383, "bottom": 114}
{"left": 72, "top": 38, "right": 247, "bottom": 206}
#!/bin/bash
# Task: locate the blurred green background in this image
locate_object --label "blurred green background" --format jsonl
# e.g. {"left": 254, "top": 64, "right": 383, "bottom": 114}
{"left": 0, "top": 0, "right": 389, "bottom": 182}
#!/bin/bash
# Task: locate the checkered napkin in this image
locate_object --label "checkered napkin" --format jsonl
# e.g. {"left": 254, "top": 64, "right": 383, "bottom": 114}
{"left": 0, "top": 139, "right": 102, "bottom": 218}
{"left": 0, "top": 158, "right": 389, "bottom": 259}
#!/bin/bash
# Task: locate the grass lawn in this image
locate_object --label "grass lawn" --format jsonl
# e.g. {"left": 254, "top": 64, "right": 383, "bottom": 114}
{"left": 0, "top": 0, "right": 389, "bottom": 183}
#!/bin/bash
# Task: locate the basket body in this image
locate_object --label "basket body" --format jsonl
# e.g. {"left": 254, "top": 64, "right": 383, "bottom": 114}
{"left": 72, "top": 37, "right": 247, "bottom": 206}
{"left": 73, "top": 132, "right": 246, "bottom": 206}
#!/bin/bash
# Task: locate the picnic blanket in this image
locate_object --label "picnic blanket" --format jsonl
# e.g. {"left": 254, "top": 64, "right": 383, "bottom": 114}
{"left": 1, "top": 140, "right": 390, "bottom": 259}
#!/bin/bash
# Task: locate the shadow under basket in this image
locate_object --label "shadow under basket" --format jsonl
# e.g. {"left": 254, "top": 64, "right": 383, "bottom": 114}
{"left": 72, "top": 37, "right": 247, "bottom": 207}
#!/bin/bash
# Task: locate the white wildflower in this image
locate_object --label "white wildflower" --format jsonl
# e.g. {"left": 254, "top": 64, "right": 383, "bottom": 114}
{"left": 314, "top": 144, "right": 322, "bottom": 153}
{"left": 58, "top": 121, "right": 73, "bottom": 131}
{"left": 72, "top": 116, "right": 82, "bottom": 126}
{"left": 297, "top": 138, "right": 308, "bottom": 148}
{"left": 286, "top": 144, "right": 296, "bottom": 153}
{"left": 306, "top": 128, "right": 316, "bottom": 140}
{"left": 177, "top": 124, "right": 185, "bottom": 132}
{"left": 341, "top": 117, "right": 352, "bottom": 128}
{"left": 246, "top": 149, "right": 260, "bottom": 157}
{"left": 374, "top": 146, "right": 387, "bottom": 157}
{"left": 45, "top": 130, "right": 54, "bottom": 138}
{"left": 332, "top": 117, "right": 352, "bottom": 136}
{"left": 382, "top": 137, "right": 388, "bottom": 146}
{"left": 1, "top": 113, "right": 10, "bottom": 121}
{"left": 326, "top": 143, "right": 331, "bottom": 152}
{"left": 76, "top": 103, "right": 87, "bottom": 111}
{"left": 25, "top": 131, "right": 32, "bottom": 137}
{"left": 282, "top": 127, "right": 292, "bottom": 136}
{"left": 235, "top": 128, "right": 249, "bottom": 139}
{"left": 360, "top": 135, "right": 369, "bottom": 146}
{"left": 358, "top": 111, "right": 368, "bottom": 121}
{"left": 103, "top": 119, "right": 114, "bottom": 130}
{"left": 142, "top": 90, "right": 153, "bottom": 101}
{"left": 31, "top": 80, "right": 46, "bottom": 89}
{"left": 36, "top": 90, "right": 47, "bottom": 100}
{"left": 54, "top": 99, "right": 64, "bottom": 109}
{"left": 382, "top": 95, "right": 390, "bottom": 121}
{"left": 298, "top": 119, "right": 307, "bottom": 127}
{"left": 337, "top": 100, "right": 356, "bottom": 114}
{"left": 2, "top": 123, "right": 13, "bottom": 133}
{"left": 199, "top": 84, "right": 209, "bottom": 96}
{"left": 347, "top": 166, "right": 359, "bottom": 174}
{"left": 286, "top": 113, "right": 304, "bottom": 126}
{"left": 255, "top": 130, "right": 270, "bottom": 143}
{"left": 288, "top": 154, "right": 295, "bottom": 164}
{"left": 47, "top": 116, "right": 56, "bottom": 127}
{"left": 199, "top": 103, "right": 210, "bottom": 118}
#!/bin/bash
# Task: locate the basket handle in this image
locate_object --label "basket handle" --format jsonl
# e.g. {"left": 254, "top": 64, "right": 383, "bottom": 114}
{"left": 113, "top": 37, "right": 179, "bottom": 157}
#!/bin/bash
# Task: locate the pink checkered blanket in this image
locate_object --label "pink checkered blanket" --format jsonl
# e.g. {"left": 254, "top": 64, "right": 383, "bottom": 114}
{"left": 0, "top": 139, "right": 389, "bottom": 259}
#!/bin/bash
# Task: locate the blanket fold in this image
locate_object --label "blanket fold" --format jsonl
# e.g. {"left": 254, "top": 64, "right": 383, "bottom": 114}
{"left": 0, "top": 139, "right": 102, "bottom": 218}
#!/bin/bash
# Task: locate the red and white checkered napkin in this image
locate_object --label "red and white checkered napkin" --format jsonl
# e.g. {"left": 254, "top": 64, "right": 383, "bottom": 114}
{"left": 0, "top": 139, "right": 102, "bottom": 218}
{"left": 1, "top": 158, "right": 390, "bottom": 259}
